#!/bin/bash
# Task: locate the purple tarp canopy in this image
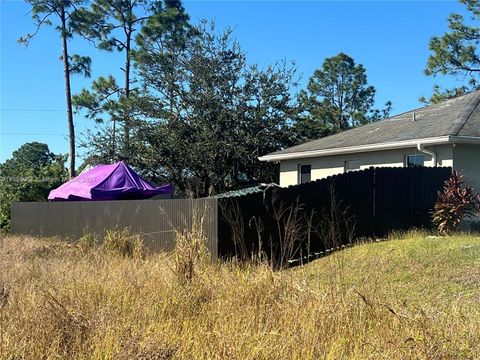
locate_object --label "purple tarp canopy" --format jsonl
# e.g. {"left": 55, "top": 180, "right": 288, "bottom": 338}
{"left": 48, "top": 161, "right": 173, "bottom": 201}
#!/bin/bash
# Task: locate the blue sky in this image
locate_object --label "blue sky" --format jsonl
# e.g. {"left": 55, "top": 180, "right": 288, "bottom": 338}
{"left": 0, "top": 0, "right": 469, "bottom": 163}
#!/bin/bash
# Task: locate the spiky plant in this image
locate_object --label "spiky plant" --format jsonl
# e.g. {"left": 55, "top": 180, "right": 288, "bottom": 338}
{"left": 432, "top": 171, "right": 480, "bottom": 234}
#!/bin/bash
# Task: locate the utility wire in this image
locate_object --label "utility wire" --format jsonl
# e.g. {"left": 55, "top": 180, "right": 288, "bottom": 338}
{"left": 1, "top": 132, "right": 67, "bottom": 136}
{"left": 0, "top": 109, "right": 66, "bottom": 112}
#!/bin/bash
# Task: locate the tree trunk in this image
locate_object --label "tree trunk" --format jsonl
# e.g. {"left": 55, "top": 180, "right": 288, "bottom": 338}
{"left": 60, "top": 5, "right": 75, "bottom": 178}
{"left": 111, "top": 118, "right": 116, "bottom": 162}
{"left": 123, "top": 24, "right": 132, "bottom": 156}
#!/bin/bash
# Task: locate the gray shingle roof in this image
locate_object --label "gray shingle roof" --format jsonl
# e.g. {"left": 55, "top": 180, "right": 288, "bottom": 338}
{"left": 264, "top": 90, "right": 480, "bottom": 158}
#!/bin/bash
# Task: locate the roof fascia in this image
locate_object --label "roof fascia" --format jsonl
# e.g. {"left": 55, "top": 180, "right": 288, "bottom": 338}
{"left": 450, "top": 135, "right": 480, "bottom": 145}
{"left": 258, "top": 136, "right": 452, "bottom": 162}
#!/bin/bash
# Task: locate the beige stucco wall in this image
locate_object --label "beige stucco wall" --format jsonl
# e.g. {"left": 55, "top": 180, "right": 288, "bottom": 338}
{"left": 453, "top": 144, "right": 480, "bottom": 193}
{"left": 278, "top": 144, "right": 454, "bottom": 187}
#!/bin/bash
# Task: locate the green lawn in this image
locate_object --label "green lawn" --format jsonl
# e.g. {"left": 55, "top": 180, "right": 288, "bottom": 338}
{"left": 301, "top": 232, "right": 480, "bottom": 305}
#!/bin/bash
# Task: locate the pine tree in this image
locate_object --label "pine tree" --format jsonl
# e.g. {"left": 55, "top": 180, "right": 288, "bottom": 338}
{"left": 20, "top": 0, "right": 91, "bottom": 178}
{"left": 71, "top": 0, "right": 179, "bottom": 160}
{"left": 423, "top": 0, "right": 480, "bottom": 103}
{"left": 298, "top": 53, "right": 391, "bottom": 137}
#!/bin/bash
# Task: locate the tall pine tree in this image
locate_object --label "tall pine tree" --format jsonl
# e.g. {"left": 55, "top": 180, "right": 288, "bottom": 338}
{"left": 297, "top": 53, "right": 391, "bottom": 141}
{"left": 423, "top": 0, "right": 480, "bottom": 103}
{"left": 20, "top": 0, "right": 91, "bottom": 178}
{"left": 71, "top": 0, "right": 176, "bottom": 161}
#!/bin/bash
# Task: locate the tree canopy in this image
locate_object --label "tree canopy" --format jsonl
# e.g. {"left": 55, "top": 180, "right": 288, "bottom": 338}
{"left": 131, "top": 21, "right": 300, "bottom": 196}
{"left": 13, "top": 0, "right": 394, "bottom": 200}
{"left": 71, "top": 0, "right": 188, "bottom": 162}
{"left": 423, "top": 0, "right": 480, "bottom": 103}
{"left": 0, "top": 143, "right": 67, "bottom": 230}
{"left": 297, "top": 53, "right": 391, "bottom": 140}
{"left": 61, "top": 7, "right": 391, "bottom": 197}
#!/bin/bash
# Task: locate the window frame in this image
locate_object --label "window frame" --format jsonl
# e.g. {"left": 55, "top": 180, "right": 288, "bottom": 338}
{"left": 344, "top": 159, "right": 361, "bottom": 173}
{"left": 298, "top": 164, "right": 312, "bottom": 184}
{"left": 405, "top": 154, "right": 425, "bottom": 168}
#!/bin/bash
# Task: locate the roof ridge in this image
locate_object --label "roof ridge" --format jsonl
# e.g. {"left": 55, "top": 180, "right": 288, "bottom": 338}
{"left": 449, "top": 90, "right": 480, "bottom": 136}
{"left": 260, "top": 90, "right": 480, "bottom": 160}
{"left": 386, "top": 90, "right": 477, "bottom": 121}
{"left": 386, "top": 104, "right": 427, "bottom": 120}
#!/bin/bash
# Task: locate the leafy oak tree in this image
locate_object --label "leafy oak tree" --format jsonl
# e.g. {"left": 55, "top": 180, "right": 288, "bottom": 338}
{"left": 20, "top": 0, "right": 91, "bottom": 178}
{"left": 423, "top": 0, "right": 480, "bottom": 103}
{"left": 134, "top": 21, "right": 300, "bottom": 196}
{"left": 0, "top": 143, "right": 67, "bottom": 230}
{"left": 296, "top": 53, "right": 391, "bottom": 140}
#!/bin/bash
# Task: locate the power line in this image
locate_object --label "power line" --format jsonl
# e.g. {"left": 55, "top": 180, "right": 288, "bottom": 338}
{"left": 0, "top": 109, "right": 66, "bottom": 112}
{"left": 1, "top": 132, "right": 67, "bottom": 136}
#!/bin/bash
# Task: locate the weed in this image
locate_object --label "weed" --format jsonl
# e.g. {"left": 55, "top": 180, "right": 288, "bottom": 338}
{"left": 174, "top": 215, "right": 209, "bottom": 284}
{"left": 103, "top": 227, "right": 144, "bottom": 259}
{"left": 78, "top": 230, "right": 96, "bottom": 253}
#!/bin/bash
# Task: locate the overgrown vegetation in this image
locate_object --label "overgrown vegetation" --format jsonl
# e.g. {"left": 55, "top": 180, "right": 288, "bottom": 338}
{"left": 0, "top": 142, "right": 67, "bottom": 230}
{"left": 221, "top": 185, "right": 356, "bottom": 269}
{"left": 432, "top": 171, "right": 480, "bottom": 234}
{"left": 1, "top": 231, "right": 480, "bottom": 358}
{"left": 78, "top": 230, "right": 98, "bottom": 253}
{"left": 173, "top": 216, "right": 209, "bottom": 284}
{"left": 103, "top": 227, "right": 145, "bottom": 259}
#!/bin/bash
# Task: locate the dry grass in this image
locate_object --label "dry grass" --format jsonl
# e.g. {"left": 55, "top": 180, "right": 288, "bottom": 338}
{"left": 1, "top": 231, "right": 480, "bottom": 359}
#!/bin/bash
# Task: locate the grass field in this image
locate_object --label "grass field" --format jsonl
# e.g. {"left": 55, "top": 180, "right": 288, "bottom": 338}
{"left": 1, "top": 231, "right": 480, "bottom": 359}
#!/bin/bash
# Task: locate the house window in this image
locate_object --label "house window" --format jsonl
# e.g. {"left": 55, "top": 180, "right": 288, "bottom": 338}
{"left": 405, "top": 154, "right": 424, "bottom": 167}
{"left": 345, "top": 160, "right": 361, "bottom": 173}
{"left": 299, "top": 164, "right": 311, "bottom": 184}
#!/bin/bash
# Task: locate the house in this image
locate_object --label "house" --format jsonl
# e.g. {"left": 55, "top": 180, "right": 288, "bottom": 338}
{"left": 259, "top": 90, "right": 480, "bottom": 191}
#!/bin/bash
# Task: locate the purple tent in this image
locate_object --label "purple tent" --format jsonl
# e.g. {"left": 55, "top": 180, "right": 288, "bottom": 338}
{"left": 48, "top": 161, "right": 173, "bottom": 201}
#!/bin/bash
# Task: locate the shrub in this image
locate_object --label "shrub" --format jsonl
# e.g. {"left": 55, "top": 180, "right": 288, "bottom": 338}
{"left": 432, "top": 171, "right": 480, "bottom": 234}
{"left": 103, "top": 227, "right": 144, "bottom": 259}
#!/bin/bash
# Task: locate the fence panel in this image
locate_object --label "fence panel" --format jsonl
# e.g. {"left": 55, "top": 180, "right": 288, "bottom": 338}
{"left": 11, "top": 198, "right": 218, "bottom": 258}
{"left": 373, "top": 167, "right": 451, "bottom": 236}
{"left": 218, "top": 167, "right": 451, "bottom": 261}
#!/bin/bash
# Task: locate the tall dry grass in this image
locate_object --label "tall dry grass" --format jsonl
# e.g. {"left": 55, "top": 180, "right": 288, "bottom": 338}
{"left": 0, "top": 231, "right": 479, "bottom": 359}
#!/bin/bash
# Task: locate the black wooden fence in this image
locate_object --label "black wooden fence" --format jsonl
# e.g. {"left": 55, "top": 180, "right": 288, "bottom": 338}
{"left": 217, "top": 167, "right": 451, "bottom": 262}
